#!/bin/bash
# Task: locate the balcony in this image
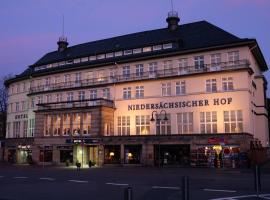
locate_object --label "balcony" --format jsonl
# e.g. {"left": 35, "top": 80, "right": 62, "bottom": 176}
{"left": 29, "top": 59, "right": 250, "bottom": 95}
{"left": 36, "top": 98, "right": 114, "bottom": 111}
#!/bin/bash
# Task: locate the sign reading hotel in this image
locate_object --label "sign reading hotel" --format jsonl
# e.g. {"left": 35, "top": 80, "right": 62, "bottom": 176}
{"left": 128, "top": 98, "right": 232, "bottom": 111}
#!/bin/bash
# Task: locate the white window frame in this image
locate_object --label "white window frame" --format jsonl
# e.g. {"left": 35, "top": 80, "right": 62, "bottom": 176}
{"left": 206, "top": 79, "right": 217, "bottom": 93}
{"left": 222, "top": 77, "right": 234, "bottom": 91}
{"left": 177, "top": 112, "right": 193, "bottom": 134}
{"left": 224, "top": 110, "right": 243, "bottom": 133}
{"left": 135, "top": 115, "right": 150, "bottom": 135}
{"left": 123, "top": 87, "right": 131, "bottom": 99}
{"left": 161, "top": 82, "right": 171, "bottom": 96}
{"left": 200, "top": 111, "right": 217, "bottom": 133}
{"left": 176, "top": 81, "right": 186, "bottom": 95}
{"left": 117, "top": 116, "right": 130, "bottom": 136}
{"left": 135, "top": 86, "right": 144, "bottom": 98}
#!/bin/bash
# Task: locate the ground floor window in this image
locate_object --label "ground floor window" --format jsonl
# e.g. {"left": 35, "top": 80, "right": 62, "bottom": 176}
{"left": 124, "top": 145, "right": 142, "bottom": 164}
{"left": 39, "top": 149, "right": 53, "bottom": 162}
{"left": 60, "top": 150, "right": 73, "bottom": 163}
{"left": 104, "top": 145, "right": 121, "bottom": 164}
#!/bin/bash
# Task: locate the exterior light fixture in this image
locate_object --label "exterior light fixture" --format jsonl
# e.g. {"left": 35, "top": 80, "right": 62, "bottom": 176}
{"left": 109, "top": 152, "right": 114, "bottom": 157}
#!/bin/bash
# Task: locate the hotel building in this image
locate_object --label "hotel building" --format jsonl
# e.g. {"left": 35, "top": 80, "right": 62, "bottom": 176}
{"left": 4, "top": 12, "right": 269, "bottom": 167}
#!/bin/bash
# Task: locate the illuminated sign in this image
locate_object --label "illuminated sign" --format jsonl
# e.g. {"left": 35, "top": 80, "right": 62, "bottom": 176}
{"left": 128, "top": 98, "right": 232, "bottom": 111}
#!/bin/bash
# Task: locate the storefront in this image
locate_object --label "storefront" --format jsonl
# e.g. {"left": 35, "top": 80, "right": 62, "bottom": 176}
{"left": 104, "top": 145, "right": 121, "bottom": 164}
{"left": 124, "top": 145, "right": 142, "bottom": 164}
{"left": 58, "top": 146, "right": 73, "bottom": 164}
{"left": 39, "top": 146, "right": 53, "bottom": 163}
{"left": 17, "top": 145, "right": 32, "bottom": 164}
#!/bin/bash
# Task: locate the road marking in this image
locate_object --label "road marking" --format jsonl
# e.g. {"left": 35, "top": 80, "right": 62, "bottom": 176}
{"left": 204, "top": 189, "right": 236, "bottom": 193}
{"left": 210, "top": 193, "right": 270, "bottom": 200}
{"left": 39, "top": 177, "right": 55, "bottom": 181}
{"left": 13, "top": 176, "right": 28, "bottom": 179}
{"left": 106, "top": 182, "right": 129, "bottom": 186}
{"left": 68, "top": 180, "right": 88, "bottom": 183}
{"left": 152, "top": 186, "right": 180, "bottom": 190}
{"left": 0, "top": 176, "right": 4, "bottom": 178}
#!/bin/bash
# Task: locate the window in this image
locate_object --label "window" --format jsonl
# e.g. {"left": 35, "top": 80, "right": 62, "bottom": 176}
{"left": 78, "top": 91, "right": 85, "bottom": 101}
{"left": 194, "top": 56, "right": 204, "bottom": 69}
{"left": 74, "top": 58, "right": 80, "bottom": 63}
{"left": 97, "top": 54, "right": 105, "bottom": 60}
{"left": 72, "top": 113, "right": 81, "bottom": 136}
{"left": 222, "top": 77, "right": 234, "bottom": 91}
{"left": 224, "top": 110, "right": 243, "bottom": 133}
{"left": 133, "top": 48, "right": 142, "bottom": 54}
{"left": 162, "top": 83, "right": 171, "bottom": 96}
{"left": 21, "top": 101, "right": 27, "bottom": 111}
{"left": 90, "top": 89, "right": 97, "bottom": 99}
{"left": 82, "top": 113, "right": 91, "bottom": 135}
{"left": 206, "top": 79, "right": 217, "bottom": 92}
{"left": 15, "top": 102, "right": 20, "bottom": 112}
{"left": 211, "top": 53, "right": 221, "bottom": 66}
{"left": 81, "top": 57, "right": 89, "bottom": 62}
{"left": 56, "top": 93, "right": 62, "bottom": 102}
{"left": 143, "top": 46, "right": 152, "bottom": 52}
{"left": 177, "top": 112, "right": 193, "bottom": 134}
{"left": 16, "top": 84, "right": 20, "bottom": 93}
{"left": 45, "top": 77, "right": 51, "bottom": 87}
{"left": 67, "top": 92, "right": 73, "bottom": 102}
{"left": 135, "top": 86, "right": 144, "bottom": 98}
{"left": 163, "top": 43, "right": 173, "bottom": 49}
{"left": 178, "top": 58, "right": 188, "bottom": 74}
{"left": 23, "top": 120, "right": 28, "bottom": 137}
{"left": 149, "top": 62, "right": 158, "bottom": 77}
{"left": 135, "top": 64, "right": 144, "bottom": 77}
{"left": 200, "top": 112, "right": 217, "bottom": 133}
{"left": 9, "top": 103, "right": 13, "bottom": 112}
{"left": 89, "top": 55, "right": 96, "bottom": 61}
{"left": 136, "top": 115, "right": 150, "bottom": 135}
{"left": 23, "top": 82, "right": 26, "bottom": 92}
{"left": 64, "top": 74, "right": 71, "bottom": 85}
{"left": 62, "top": 114, "right": 71, "bottom": 136}
{"left": 6, "top": 122, "right": 11, "bottom": 138}
{"left": 103, "top": 88, "right": 110, "bottom": 99}
{"left": 30, "top": 98, "right": 35, "bottom": 108}
{"left": 104, "top": 123, "right": 112, "bottom": 136}
{"left": 124, "top": 50, "right": 132, "bottom": 55}
{"left": 228, "top": 51, "right": 239, "bottom": 63}
{"left": 37, "top": 96, "right": 43, "bottom": 104}
{"left": 45, "top": 95, "right": 52, "bottom": 103}
{"left": 28, "top": 119, "right": 35, "bottom": 137}
{"left": 122, "top": 66, "right": 130, "bottom": 78}
{"left": 106, "top": 52, "right": 114, "bottom": 58}
{"left": 54, "top": 76, "right": 60, "bottom": 85}
{"left": 123, "top": 87, "right": 131, "bottom": 99}
{"left": 115, "top": 51, "right": 123, "bottom": 57}
{"left": 153, "top": 45, "right": 162, "bottom": 51}
{"left": 44, "top": 115, "right": 51, "bottom": 136}
{"left": 75, "top": 73, "right": 81, "bottom": 84}
{"left": 52, "top": 115, "right": 61, "bottom": 136}
{"left": 13, "top": 121, "right": 21, "bottom": 138}
{"left": 163, "top": 60, "right": 173, "bottom": 75}
{"left": 156, "top": 114, "right": 171, "bottom": 135}
{"left": 117, "top": 116, "right": 130, "bottom": 135}
{"left": 176, "top": 81, "right": 186, "bottom": 95}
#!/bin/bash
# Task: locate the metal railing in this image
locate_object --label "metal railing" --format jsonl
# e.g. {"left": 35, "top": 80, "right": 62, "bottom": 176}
{"left": 29, "top": 60, "right": 250, "bottom": 94}
{"left": 36, "top": 98, "right": 114, "bottom": 111}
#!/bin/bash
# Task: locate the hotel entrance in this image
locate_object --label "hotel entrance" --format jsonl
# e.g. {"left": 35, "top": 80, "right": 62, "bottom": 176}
{"left": 88, "top": 146, "right": 98, "bottom": 166}
{"left": 154, "top": 144, "right": 190, "bottom": 166}
{"left": 124, "top": 145, "right": 142, "bottom": 164}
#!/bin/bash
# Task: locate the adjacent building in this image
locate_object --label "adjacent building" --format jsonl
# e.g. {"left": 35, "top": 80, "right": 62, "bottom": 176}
{"left": 4, "top": 11, "right": 269, "bottom": 167}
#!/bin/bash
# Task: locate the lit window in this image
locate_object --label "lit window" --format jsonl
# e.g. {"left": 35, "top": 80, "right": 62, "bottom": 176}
{"left": 89, "top": 56, "right": 96, "bottom": 61}
{"left": 163, "top": 43, "right": 173, "bottom": 49}
{"left": 143, "top": 47, "right": 152, "bottom": 52}
{"left": 153, "top": 45, "right": 162, "bottom": 51}
{"left": 136, "top": 115, "right": 150, "bottom": 135}
{"left": 177, "top": 112, "right": 193, "bottom": 134}
{"left": 135, "top": 86, "right": 144, "bottom": 98}
{"left": 52, "top": 115, "right": 61, "bottom": 136}
{"left": 206, "top": 79, "right": 217, "bottom": 92}
{"left": 161, "top": 82, "right": 171, "bottom": 96}
{"left": 194, "top": 56, "right": 204, "bottom": 70}
{"left": 133, "top": 48, "right": 142, "bottom": 54}
{"left": 97, "top": 54, "right": 105, "bottom": 60}
{"left": 123, "top": 87, "right": 131, "bottom": 99}
{"left": 176, "top": 81, "right": 186, "bottom": 95}
{"left": 44, "top": 115, "right": 51, "bottom": 136}
{"left": 81, "top": 57, "right": 89, "bottom": 62}
{"left": 200, "top": 111, "right": 217, "bottom": 133}
{"left": 224, "top": 110, "right": 243, "bottom": 133}
{"left": 72, "top": 113, "right": 81, "bottom": 136}
{"left": 115, "top": 51, "right": 123, "bottom": 57}
{"left": 63, "top": 114, "right": 71, "bottom": 136}
{"left": 124, "top": 50, "right": 132, "bottom": 55}
{"left": 117, "top": 116, "right": 130, "bottom": 136}
{"left": 74, "top": 58, "right": 80, "bottom": 64}
{"left": 135, "top": 64, "right": 144, "bottom": 77}
{"left": 106, "top": 52, "right": 114, "bottom": 58}
{"left": 222, "top": 77, "right": 234, "bottom": 91}
{"left": 82, "top": 113, "right": 91, "bottom": 135}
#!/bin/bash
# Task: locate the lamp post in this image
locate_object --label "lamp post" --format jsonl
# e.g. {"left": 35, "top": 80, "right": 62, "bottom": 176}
{"left": 150, "top": 110, "right": 168, "bottom": 168}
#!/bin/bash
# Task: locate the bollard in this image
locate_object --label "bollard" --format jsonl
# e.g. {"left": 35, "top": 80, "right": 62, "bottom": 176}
{"left": 124, "top": 186, "right": 133, "bottom": 200}
{"left": 182, "top": 176, "right": 189, "bottom": 200}
{"left": 254, "top": 165, "right": 261, "bottom": 196}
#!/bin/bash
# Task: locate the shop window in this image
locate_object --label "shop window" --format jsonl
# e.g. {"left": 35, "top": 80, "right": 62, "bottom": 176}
{"left": 156, "top": 114, "right": 171, "bottom": 135}
{"left": 63, "top": 114, "right": 71, "bottom": 136}
{"left": 206, "top": 79, "right": 217, "bottom": 92}
{"left": 200, "top": 111, "right": 217, "bottom": 133}
{"left": 224, "top": 110, "right": 243, "bottom": 133}
{"left": 124, "top": 145, "right": 142, "bottom": 164}
{"left": 82, "top": 113, "right": 91, "bottom": 135}
{"left": 104, "top": 145, "right": 121, "bottom": 164}
{"left": 39, "top": 150, "right": 53, "bottom": 162}
{"left": 135, "top": 115, "right": 150, "bottom": 135}
{"left": 222, "top": 77, "right": 234, "bottom": 91}
{"left": 177, "top": 112, "right": 193, "bottom": 134}
{"left": 117, "top": 116, "right": 130, "bottom": 136}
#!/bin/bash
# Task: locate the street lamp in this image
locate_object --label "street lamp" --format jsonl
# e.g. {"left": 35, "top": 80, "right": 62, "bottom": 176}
{"left": 150, "top": 110, "right": 168, "bottom": 168}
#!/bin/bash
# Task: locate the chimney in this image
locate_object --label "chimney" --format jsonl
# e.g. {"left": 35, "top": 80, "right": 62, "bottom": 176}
{"left": 57, "top": 36, "right": 68, "bottom": 52}
{"left": 166, "top": 11, "right": 180, "bottom": 31}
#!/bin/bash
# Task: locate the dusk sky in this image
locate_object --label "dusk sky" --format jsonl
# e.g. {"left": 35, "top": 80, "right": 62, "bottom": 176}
{"left": 1, "top": 0, "right": 270, "bottom": 94}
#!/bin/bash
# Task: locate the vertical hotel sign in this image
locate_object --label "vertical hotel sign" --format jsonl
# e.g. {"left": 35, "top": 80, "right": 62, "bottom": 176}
{"left": 127, "top": 98, "right": 232, "bottom": 111}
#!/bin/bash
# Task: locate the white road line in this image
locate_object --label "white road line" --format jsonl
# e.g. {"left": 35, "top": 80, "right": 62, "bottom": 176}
{"left": 39, "top": 177, "right": 55, "bottom": 181}
{"left": 204, "top": 189, "right": 236, "bottom": 193}
{"left": 152, "top": 186, "right": 180, "bottom": 190}
{"left": 68, "top": 180, "right": 88, "bottom": 183}
{"left": 106, "top": 182, "right": 129, "bottom": 186}
{"left": 210, "top": 194, "right": 270, "bottom": 200}
{"left": 0, "top": 176, "right": 4, "bottom": 178}
{"left": 13, "top": 176, "right": 28, "bottom": 179}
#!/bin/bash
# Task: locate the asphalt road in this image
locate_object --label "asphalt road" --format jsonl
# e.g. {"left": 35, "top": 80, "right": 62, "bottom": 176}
{"left": 0, "top": 165, "right": 270, "bottom": 200}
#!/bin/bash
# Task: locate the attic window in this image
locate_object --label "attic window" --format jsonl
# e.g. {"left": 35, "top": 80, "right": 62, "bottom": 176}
{"left": 47, "top": 64, "right": 52, "bottom": 68}
{"left": 106, "top": 53, "right": 114, "bottom": 58}
{"left": 89, "top": 56, "right": 96, "bottom": 61}
{"left": 115, "top": 51, "right": 123, "bottom": 57}
{"left": 66, "top": 60, "right": 73, "bottom": 65}
{"left": 143, "top": 47, "right": 152, "bottom": 52}
{"left": 52, "top": 63, "right": 59, "bottom": 67}
{"left": 81, "top": 57, "right": 89, "bottom": 62}
{"left": 163, "top": 43, "right": 173, "bottom": 49}
{"left": 59, "top": 61, "right": 65, "bottom": 66}
{"left": 74, "top": 58, "right": 81, "bottom": 64}
{"left": 97, "top": 54, "right": 105, "bottom": 60}
{"left": 153, "top": 45, "right": 162, "bottom": 51}
{"left": 133, "top": 48, "right": 142, "bottom": 54}
{"left": 124, "top": 50, "right": 132, "bottom": 55}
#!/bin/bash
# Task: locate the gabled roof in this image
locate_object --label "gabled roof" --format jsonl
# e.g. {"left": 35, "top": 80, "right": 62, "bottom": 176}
{"left": 33, "top": 20, "right": 242, "bottom": 66}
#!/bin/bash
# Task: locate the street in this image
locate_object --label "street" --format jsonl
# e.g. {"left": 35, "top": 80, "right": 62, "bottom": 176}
{"left": 0, "top": 165, "right": 270, "bottom": 200}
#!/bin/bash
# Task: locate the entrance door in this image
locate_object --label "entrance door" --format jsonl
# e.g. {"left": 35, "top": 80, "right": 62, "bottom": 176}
{"left": 89, "top": 146, "right": 98, "bottom": 166}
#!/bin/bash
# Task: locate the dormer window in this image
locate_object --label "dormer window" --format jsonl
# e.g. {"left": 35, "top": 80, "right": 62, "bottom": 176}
{"left": 81, "top": 57, "right": 89, "bottom": 62}
{"left": 143, "top": 47, "right": 152, "bottom": 52}
{"left": 115, "top": 51, "right": 123, "bottom": 57}
{"left": 66, "top": 60, "right": 73, "bottom": 65}
{"left": 59, "top": 61, "right": 65, "bottom": 66}
{"left": 74, "top": 58, "right": 81, "bottom": 64}
{"left": 124, "top": 50, "right": 132, "bottom": 55}
{"left": 153, "top": 45, "right": 162, "bottom": 51}
{"left": 106, "top": 52, "right": 114, "bottom": 58}
{"left": 163, "top": 43, "right": 173, "bottom": 49}
{"left": 133, "top": 48, "right": 142, "bottom": 54}
{"left": 97, "top": 54, "right": 105, "bottom": 60}
{"left": 89, "top": 56, "right": 96, "bottom": 61}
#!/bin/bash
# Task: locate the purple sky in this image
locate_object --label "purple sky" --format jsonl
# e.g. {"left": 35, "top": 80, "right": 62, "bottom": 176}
{"left": 1, "top": 0, "right": 270, "bottom": 95}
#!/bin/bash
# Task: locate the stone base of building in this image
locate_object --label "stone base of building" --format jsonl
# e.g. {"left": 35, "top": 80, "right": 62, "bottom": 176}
{"left": 3, "top": 133, "right": 254, "bottom": 168}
